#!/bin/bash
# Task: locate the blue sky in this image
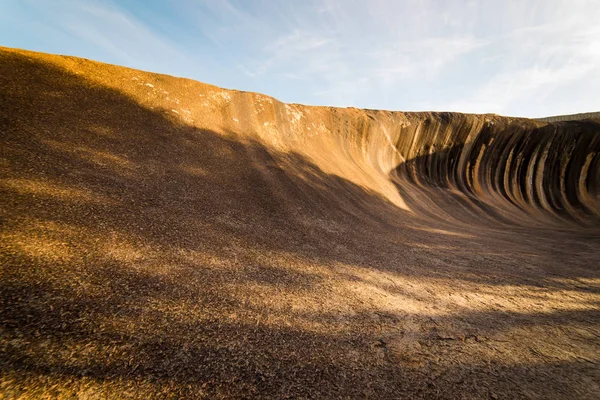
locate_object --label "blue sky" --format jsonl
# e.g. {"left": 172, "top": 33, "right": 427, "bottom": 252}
{"left": 1, "top": 0, "right": 599, "bottom": 117}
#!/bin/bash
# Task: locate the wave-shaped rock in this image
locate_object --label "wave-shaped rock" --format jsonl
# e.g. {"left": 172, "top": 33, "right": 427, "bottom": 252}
{"left": 1, "top": 47, "right": 599, "bottom": 399}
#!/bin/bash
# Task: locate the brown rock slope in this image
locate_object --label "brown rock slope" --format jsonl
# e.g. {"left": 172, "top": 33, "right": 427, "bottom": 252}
{"left": 1, "top": 47, "right": 599, "bottom": 399}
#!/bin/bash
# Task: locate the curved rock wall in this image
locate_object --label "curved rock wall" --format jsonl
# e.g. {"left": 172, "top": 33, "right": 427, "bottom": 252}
{"left": 2, "top": 46, "right": 599, "bottom": 229}
{"left": 537, "top": 111, "right": 600, "bottom": 123}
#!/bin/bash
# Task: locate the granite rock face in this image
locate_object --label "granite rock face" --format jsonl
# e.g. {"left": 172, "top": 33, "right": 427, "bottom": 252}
{"left": 1, "top": 47, "right": 599, "bottom": 399}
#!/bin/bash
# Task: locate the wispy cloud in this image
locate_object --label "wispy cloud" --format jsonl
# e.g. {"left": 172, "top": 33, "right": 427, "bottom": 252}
{"left": 2, "top": 0, "right": 599, "bottom": 116}
{"left": 246, "top": 30, "right": 334, "bottom": 76}
{"left": 437, "top": 16, "right": 600, "bottom": 116}
{"left": 369, "top": 36, "right": 488, "bottom": 84}
{"left": 234, "top": 1, "right": 488, "bottom": 106}
{"left": 61, "top": 1, "right": 185, "bottom": 63}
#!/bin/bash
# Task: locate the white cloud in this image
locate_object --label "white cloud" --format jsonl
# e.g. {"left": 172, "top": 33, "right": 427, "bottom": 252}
{"left": 438, "top": 17, "right": 600, "bottom": 116}
{"left": 248, "top": 30, "right": 334, "bottom": 76}
{"left": 5, "top": 0, "right": 599, "bottom": 116}
{"left": 58, "top": 1, "right": 185, "bottom": 65}
{"left": 236, "top": 1, "right": 488, "bottom": 106}
{"left": 369, "top": 36, "right": 488, "bottom": 84}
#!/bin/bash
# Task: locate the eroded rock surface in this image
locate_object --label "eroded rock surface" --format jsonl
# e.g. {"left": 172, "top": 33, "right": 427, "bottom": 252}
{"left": 1, "top": 47, "right": 599, "bottom": 399}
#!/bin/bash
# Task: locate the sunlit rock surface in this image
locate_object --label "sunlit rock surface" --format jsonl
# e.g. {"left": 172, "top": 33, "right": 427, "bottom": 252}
{"left": 1, "top": 47, "right": 599, "bottom": 399}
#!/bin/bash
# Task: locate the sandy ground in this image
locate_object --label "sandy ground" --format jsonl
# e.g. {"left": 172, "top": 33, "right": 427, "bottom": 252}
{"left": 1, "top": 47, "right": 599, "bottom": 399}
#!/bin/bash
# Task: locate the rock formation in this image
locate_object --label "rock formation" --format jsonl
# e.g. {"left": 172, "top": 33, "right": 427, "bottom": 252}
{"left": 1, "top": 47, "right": 599, "bottom": 399}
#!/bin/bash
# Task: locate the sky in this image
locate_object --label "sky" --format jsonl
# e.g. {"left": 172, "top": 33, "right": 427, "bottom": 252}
{"left": 1, "top": 0, "right": 599, "bottom": 118}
